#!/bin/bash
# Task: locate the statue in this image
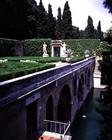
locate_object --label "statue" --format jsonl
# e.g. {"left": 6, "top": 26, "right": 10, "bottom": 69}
{"left": 43, "top": 42, "right": 47, "bottom": 54}
{"left": 43, "top": 42, "right": 49, "bottom": 57}
{"left": 62, "top": 42, "right": 66, "bottom": 53}
{"left": 61, "top": 42, "right": 67, "bottom": 57}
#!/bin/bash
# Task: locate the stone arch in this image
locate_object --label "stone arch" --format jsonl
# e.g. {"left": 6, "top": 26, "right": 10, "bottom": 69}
{"left": 77, "top": 74, "right": 84, "bottom": 102}
{"left": 57, "top": 85, "right": 71, "bottom": 122}
{"left": 27, "top": 101, "right": 37, "bottom": 137}
{"left": 46, "top": 95, "right": 54, "bottom": 120}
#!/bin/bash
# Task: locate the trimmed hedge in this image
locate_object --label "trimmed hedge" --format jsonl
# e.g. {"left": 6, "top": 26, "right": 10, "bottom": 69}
{"left": 0, "top": 38, "right": 18, "bottom": 56}
{"left": 0, "top": 62, "right": 55, "bottom": 82}
{"left": 0, "top": 38, "right": 100, "bottom": 57}
{"left": 0, "top": 56, "right": 85, "bottom": 81}
{"left": 0, "top": 56, "right": 64, "bottom": 63}
{"left": 22, "top": 38, "right": 51, "bottom": 56}
{"left": 1, "top": 56, "right": 84, "bottom": 63}
{"left": 62, "top": 56, "right": 84, "bottom": 63}
{"left": 22, "top": 39, "right": 100, "bottom": 56}
{"left": 64, "top": 39, "right": 100, "bottom": 56}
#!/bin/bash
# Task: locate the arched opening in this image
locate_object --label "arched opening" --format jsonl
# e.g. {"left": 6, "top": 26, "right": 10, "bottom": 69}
{"left": 46, "top": 95, "right": 53, "bottom": 121}
{"left": 27, "top": 101, "right": 37, "bottom": 138}
{"left": 77, "top": 78, "right": 83, "bottom": 102}
{"left": 57, "top": 85, "right": 71, "bottom": 122}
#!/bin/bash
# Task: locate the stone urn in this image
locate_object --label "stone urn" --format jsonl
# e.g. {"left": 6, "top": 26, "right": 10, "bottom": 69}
{"left": 65, "top": 57, "right": 72, "bottom": 63}
{"left": 65, "top": 49, "right": 73, "bottom": 63}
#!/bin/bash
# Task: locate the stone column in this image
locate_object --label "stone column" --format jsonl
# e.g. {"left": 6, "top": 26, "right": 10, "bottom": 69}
{"left": 51, "top": 46, "right": 54, "bottom": 57}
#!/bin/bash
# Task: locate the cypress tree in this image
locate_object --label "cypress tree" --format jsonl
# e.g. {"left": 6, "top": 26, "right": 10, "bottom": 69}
{"left": 47, "top": 4, "right": 56, "bottom": 39}
{"left": 27, "top": 0, "right": 39, "bottom": 38}
{"left": 97, "top": 21, "right": 103, "bottom": 40}
{"left": 85, "top": 16, "right": 96, "bottom": 38}
{"left": 62, "top": 1, "right": 73, "bottom": 39}
{"left": 56, "top": 7, "right": 63, "bottom": 39}
{"left": 37, "top": 0, "right": 48, "bottom": 38}
{"left": 0, "top": 0, "right": 39, "bottom": 39}
{"left": 0, "top": 0, "right": 31, "bottom": 39}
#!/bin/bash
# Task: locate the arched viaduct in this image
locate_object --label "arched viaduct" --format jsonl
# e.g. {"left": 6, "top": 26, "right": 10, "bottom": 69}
{"left": 0, "top": 57, "right": 95, "bottom": 140}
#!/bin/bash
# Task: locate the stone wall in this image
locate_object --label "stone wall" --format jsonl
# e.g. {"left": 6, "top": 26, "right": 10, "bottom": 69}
{"left": 0, "top": 57, "right": 95, "bottom": 140}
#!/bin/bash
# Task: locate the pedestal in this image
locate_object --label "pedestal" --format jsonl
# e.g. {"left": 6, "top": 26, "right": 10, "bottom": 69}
{"left": 43, "top": 53, "right": 49, "bottom": 57}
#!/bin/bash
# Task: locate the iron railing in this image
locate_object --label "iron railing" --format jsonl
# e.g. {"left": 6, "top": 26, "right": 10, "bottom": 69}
{"left": 43, "top": 120, "right": 71, "bottom": 137}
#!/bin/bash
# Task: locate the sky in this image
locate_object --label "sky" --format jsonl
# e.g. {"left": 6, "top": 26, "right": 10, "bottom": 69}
{"left": 36, "top": 0, "right": 112, "bottom": 32}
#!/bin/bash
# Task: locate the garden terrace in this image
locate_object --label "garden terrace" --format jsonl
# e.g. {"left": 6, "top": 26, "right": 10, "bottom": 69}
{"left": 0, "top": 56, "right": 84, "bottom": 82}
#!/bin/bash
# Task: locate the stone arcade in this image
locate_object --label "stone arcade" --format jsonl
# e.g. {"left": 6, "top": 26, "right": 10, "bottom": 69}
{"left": 0, "top": 57, "right": 95, "bottom": 140}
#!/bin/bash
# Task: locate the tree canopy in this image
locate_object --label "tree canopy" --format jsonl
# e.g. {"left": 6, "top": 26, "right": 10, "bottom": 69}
{"left": 103, "top": 0, "right": 112, "bottom": 14}
{"left": 56, "top": 7, "right": 63, "bottom": 39}
{"left": 85, "top": 16, "right": 96, "bottom": 38}
{"left": 62, "top": 1, "right": 73, "bottom": 39}
{"left": 97, "top": 21, "right": 103, "bottom": 40}
{"left": 0, "top": 0, "right": 104, "bottom": 40}
{"left": 47, "top": 4, "right": 56, "bottom": 39}
{"left": 0, "top": 0, "right": 30, "bottom": 39}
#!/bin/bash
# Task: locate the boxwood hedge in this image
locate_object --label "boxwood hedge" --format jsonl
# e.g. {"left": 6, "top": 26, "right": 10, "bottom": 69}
{"left": 0, "top": 38, "right": 18, "bottom": 56}
{"left": 22, "top": 38, "right": 51, "bottom": 56}
{"left": 0, "top": 62, "right": 55, "bottom": 82}
{"left": 0, "top": 38, "right": 100, "bottom": 57}
{"left": 64, "top": 39, "right": 100, "bottom": 56}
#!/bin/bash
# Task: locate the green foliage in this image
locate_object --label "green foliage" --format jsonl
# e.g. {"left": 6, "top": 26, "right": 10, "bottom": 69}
{"left": 0, "top": 0, "right": 104, "bottom": 40}
{"left": 96, "top": 41, "right": 112, "bottom": 55}
{"left": 0, "top": 38, "right": 100, "bottom": 57}
{"left": 0, "top": 38, "right": 18, "bottom": 56}
{"left": 62, "top": 1, "right": 73, "bottom": 39}
{"left": 56, "top": 7, "right": 63, "bottom": 39}
{"left": 64, "top": 39, "right": 100, "bottom": 56}
{"left": 26, "top": 0, "right": 38, "bottom": 38}
{"left": 47, "top": 4, "right": 56, "bottom": 39}
{"left": 37, "top": 0, "right": 48, "bottom": 38}
{"left": 0, "top": 61, "right": 55, "bottom": 82}
{"left": 64, "top": 56, "right": 84, "bottom": 63}
{"left": 1, "top": 56, "right": 84, "bottom": 63}
{"left": 104, "top": 26, "right": 112, "bottom": 45}
{"left": 103, "top": 0, "right": 112, "bottom": 14}
{"left": 72, "top": 26, "right": 80, "bottom": 39}
{"left": 0, "top": 0, "right": 32, "bottom": 39}
{"left": 0, "top": 56, "right": 63, "bottom": 64}
{"left": 85, "top": 16, "right": 96, "bottom": 39}
{"left": 33, "top": 57, "right": 64, "bottom": 63}
{"left": 97, "top": 21, "right": 103, "bottom": 40}
{"left": 0, "top": 56, "right": 85, "bottom": 81}
{"left": 22, "top": 38, "right": 51, "bottom": 56}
